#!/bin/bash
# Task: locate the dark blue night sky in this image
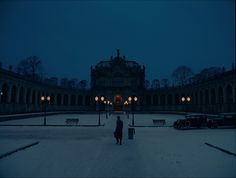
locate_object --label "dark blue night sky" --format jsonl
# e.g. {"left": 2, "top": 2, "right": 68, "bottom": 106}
{"left": 0, "top": 0, "right": 235, "bottom": 82}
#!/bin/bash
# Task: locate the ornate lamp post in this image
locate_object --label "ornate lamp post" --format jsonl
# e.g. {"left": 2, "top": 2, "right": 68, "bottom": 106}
{"left": 124, "top": 100, "right": 129, "bottom": 118}
{"left": 107, "top": 100, "right": 110, "bottom": 118}
{"left": 95, "top": 96, "right": 105, "bottom": 125}
{"left": 181, "top": 96, "right": 191, "bottom": 114}
{"left": 41, "top": 95, "right": 51, "bottom": 126}
{"left": 109, "top": 102, "right": 112, "bottom": 115}
{"left": 128, "top": 96, "right": 138, "bottom": 126}
{"left": 104, "top": 100, "right": 109, "bottom": 119}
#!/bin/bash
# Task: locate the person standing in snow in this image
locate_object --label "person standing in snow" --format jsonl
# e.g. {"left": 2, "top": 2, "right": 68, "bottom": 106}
{"left": 114, "top": 116, "right": 123, "bottom": 145}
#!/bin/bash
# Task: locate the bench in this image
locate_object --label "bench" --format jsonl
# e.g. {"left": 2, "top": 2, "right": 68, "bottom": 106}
{"left": 66, "top": 118, "right": 79, "bottom": 125}
{"left": 153, "top": 119, "right": 166, "bottom": 126}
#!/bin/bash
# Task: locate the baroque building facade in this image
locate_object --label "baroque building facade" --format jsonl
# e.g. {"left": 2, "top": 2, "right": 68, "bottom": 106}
{"left": 90, "top": 49, "right": 145, "bottom": 111}
{"left": 0, "top": 50, "right": 235, "bottom": 115}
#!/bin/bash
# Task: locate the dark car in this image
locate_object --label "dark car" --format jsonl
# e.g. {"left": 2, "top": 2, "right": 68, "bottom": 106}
{"left": 207, "top": 113, "right": 236, "bottom": 128}
{"left": 173, "top": 114, "right": 208, "bottom": 129}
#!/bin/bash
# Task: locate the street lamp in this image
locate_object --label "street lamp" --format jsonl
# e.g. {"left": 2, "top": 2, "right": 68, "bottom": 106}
{"left": 124, "top": 100, "right": 129, "bottom": 118}
{"left": 128, "top": 96, "right": 138, "bottom": 126}
{"left": 104, "top": 100, "right": 109, "bottom": 119}
{"left": 109, "top": 102, "right": 112, "bottom": 115}
{"left": 95, "top": 96, "right": 105, "bottom": 125}
{"left": 107, "top": 100, "right": 110, "bottom": 117}
{"left": 41, "top": 95, "right": 51, "bottom": 126}
{"left": 181, "top": 96, "right": 191, "bottom": 114}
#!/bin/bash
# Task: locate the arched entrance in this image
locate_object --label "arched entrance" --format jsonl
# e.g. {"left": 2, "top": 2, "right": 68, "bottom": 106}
{"left": 113, "top": 95, "right": 123, "bottom": 111}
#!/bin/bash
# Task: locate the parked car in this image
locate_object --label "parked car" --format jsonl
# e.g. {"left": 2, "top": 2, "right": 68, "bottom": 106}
{"left": 207, "top": 113, "right": 236, "bottom": 128}
{"left": 173, "top": 114, "right": 208, "bottom": 129}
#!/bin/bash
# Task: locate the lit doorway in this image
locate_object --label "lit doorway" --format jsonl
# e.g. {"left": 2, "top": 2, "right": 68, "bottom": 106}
{"left": 113, "top": 95, "right": 123, "bottom": 111}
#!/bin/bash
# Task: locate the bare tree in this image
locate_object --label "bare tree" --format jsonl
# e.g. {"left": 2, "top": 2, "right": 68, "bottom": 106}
{"left": 16, "top": 59, "right": 28, "bottom": 74}
{"left": 29, "top": 56, "right": 41, "bottom": 78}
{"left": 16, "top": 56, "right": 43, "bottom": 79}
{"left": 172, "top": 66, "right": 193, "bottom": 86}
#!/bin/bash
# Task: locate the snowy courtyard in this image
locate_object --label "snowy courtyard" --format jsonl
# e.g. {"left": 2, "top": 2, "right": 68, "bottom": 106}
{"left": 0, "top": 113, "right": 235, "bottom": 177}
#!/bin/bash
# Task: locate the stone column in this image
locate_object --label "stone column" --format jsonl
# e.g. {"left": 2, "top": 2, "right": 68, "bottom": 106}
{"left": 7, "top": 84, "right": 12, "bottom": 104}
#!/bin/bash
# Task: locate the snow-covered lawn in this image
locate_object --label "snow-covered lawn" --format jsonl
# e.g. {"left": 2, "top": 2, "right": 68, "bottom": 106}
{"left": 0, "top": 114, "right": 106, "bottom": 126}
{"left": 0, "top": 114, "right": 235, "bottom": 177}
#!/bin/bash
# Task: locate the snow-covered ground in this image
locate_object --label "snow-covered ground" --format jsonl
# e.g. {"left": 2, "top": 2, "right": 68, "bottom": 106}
{"left": 0, "top": 114, "right": 235, "bottom": 177}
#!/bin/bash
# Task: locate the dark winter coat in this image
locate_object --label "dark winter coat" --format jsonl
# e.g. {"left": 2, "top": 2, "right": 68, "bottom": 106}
{"left": 115, "top": 119, "right": 123, "bottom": 138}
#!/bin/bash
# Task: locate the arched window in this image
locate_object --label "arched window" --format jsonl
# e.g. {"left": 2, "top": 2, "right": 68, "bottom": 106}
{"left": 64, "top": 94, "right": 68, "bottom": 105}
{"left": 146, "top": 95, "right": 151, "bottom": 105}
{"left": 153, "top": 95, "right": 158, "bottom": 105}
{"left": 57, "top": 94, "right": 62, "bottom": 105}
{"left": 218, "top": 87, "right": 223, "bottom": 104}
{"left": 195, "top": 92, "right": 198, "bottom": 105}
{"left": 174, "top": 94, "right": 179, "bottom": 105}
{"left": 37, "top": 91, "right": 41, "bottom": 104}
{"left": 71, "top": 95, "right": 76, "bottom": 105}
{"left": 199, "top": 90, "right": 203, "bottom": 105}
{"left": 32, "top": 90, "right": 36, "bottom": 104}
{"left": 226, "top": 85, "right": 233, "bottom": 103}
{"left": 205, "top": 89, "right": 209, "bottom": 105}
{"left": 1, "top": 83, "right": 8, "bottom": 103}
{"left": 50, "top": 94, "right": 55, "bottom": 105}
{"left": 210, "top": 88, "right": 216, "bottom": 104}
{"left": 78, "top": 95, "right": 83, "bottom": 105}
{"left": 26, "top": 88, "right": 31, "bottom": 104}
{"left": 37, "top": 91, "right": 42, "bottom": 104}
{"left": 11, "top": 85, "right": 17, "bottom": 104}
{"left": 160, "top": 94, "right": 166, "bottom": 105}
{"left": 85, "top": 95, "right": 90, "bottom": 105}
{"left": 168, "top": 94, "right": 173, "bottom": 105}
{"left": 19, "top": 87, "right": 24, "bottom": 104}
